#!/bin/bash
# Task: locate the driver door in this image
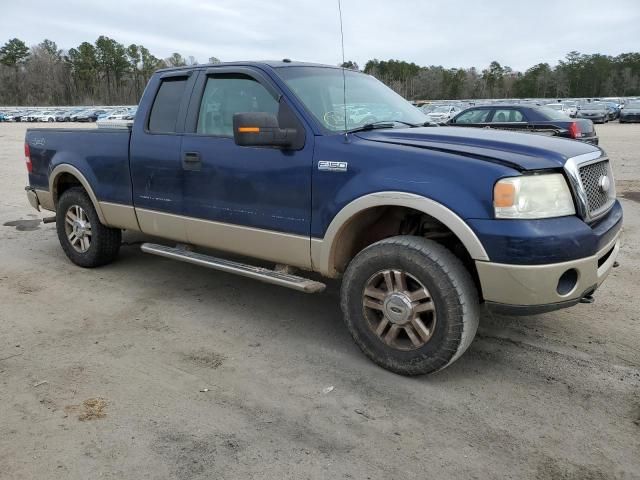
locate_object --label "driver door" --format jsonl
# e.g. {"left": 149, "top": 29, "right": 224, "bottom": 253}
{"left": 179, "top": 68, "right": 314, "bottom": 268}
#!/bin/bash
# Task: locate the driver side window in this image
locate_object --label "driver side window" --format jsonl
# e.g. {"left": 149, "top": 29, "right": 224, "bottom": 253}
{"left": 197, "top": 74, "right": 279, "bottom": 137}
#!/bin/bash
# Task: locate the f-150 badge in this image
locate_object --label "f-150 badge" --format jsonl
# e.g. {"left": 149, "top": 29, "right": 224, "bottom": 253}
{"left": 318, "top": 161, "right": 348, "bottom": 172}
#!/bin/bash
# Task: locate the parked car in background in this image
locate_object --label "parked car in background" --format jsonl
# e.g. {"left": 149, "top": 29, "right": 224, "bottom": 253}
{"left": 605, "top": 102, "right": 620, "bottom": 120}
{"left": 102, "top": 108, "right": 130, "bottom": 120}
{"left": 75, "top": 109, "right": 107, "bottom": 122}
{"left": 420, "top": 104, "right": 436, "bottom": 114}
{"left": 69, "top": 109, "right": 89, "bottom": 121}
{"left": 602, "top": 97, "right": 623, "bottom": 109}
{"left": 35, "top": 111, "right": 56, "bottom": 122}
{"left": 425, "top": 105, "right": 462, "bottom": 123}
{"left": 121, "top": 107, "right": 137, "bottom": 120}
{"left": 545, "top": 103, "right": 572, "bottom": 117}
{"left": 20, "top": 111, "right": 38, "bottom": 122}
{"left": 448, "top": 104, "right": 598, "bottom": 144}
{"left": 55, "top": 110, "right": 73, "bottom": 122}
{"left": 576, "top": 102, "right": 609, "bottom": 124}
{"left": 619, "top": 101, "right": 640, "bottom": 123}
{"left": 562, "top": 101, "right": 578, "bottom": 117}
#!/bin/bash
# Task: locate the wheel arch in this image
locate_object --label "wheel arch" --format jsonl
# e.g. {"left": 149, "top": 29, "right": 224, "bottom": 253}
{"left": 49, "top": 164, "right": 107, "bottom": 224}
{"left": 311, "top": 191, "right": 489, "bottom": 277}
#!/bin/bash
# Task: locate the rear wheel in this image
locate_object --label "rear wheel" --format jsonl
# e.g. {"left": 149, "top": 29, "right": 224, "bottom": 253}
{"left": 56, "top": 187, "right": 121, "bottom": 267}
{"left": 340, "top": 236, "right": 479, "bottom": 375}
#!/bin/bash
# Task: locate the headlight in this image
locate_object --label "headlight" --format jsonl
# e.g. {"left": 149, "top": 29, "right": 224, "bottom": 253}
{"left": 494, "top": 174, "right": 575, "bottom": 219}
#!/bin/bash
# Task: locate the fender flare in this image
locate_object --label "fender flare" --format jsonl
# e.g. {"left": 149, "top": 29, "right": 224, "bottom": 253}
{"left": 49, "top": 164, "right": 107, "bottom": 224}
{"left": 310, "top": 191, "right": 489, "bottom": 277}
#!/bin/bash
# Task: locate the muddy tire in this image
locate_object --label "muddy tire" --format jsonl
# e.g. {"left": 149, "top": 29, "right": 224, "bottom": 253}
{"left": 56, "top": 187, "right": 121, "bottom": 268}
{"left": 340, "top": 236, "right": 479, "bottom": 375}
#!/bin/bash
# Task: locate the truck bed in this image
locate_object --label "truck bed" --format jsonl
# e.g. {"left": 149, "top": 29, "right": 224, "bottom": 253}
{"left": 26, "top": 128, "right": 132, "bottom": 205}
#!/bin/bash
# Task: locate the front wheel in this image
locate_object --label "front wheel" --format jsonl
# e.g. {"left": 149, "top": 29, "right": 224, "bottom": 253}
{"left": 56, "top": 187, "right": 121, "bottom": 267}
{"left": 340, "top": 236, "right": 479, "bottom": 375}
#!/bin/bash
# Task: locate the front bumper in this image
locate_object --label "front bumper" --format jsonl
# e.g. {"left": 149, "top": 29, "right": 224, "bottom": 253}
{"left": 476, "top": 230, "right": 621, "bottom": 315}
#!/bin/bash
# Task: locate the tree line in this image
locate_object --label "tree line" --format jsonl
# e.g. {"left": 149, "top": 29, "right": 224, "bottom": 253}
{"left": 1, "top": 35, "right": 639, "bottom": 106}
{"left": 0, "top": 37, "right": 219, "bottom": 106}
{"left": 357, "top": 52, "right": 640, "bottom": 100}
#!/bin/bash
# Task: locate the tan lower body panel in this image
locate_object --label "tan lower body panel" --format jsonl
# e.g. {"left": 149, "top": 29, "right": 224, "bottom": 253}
{"left": 136, "top": 208, "right": 189, "bottom": 244}
{"left": 99, "top": 202, "right": 141, "bottom": 231}
{"left": 136, "top": 208, "right": 312, "bottom": 270}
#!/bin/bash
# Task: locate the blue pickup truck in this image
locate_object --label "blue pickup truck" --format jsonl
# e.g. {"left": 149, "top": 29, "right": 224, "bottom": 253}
{"left": 24, "top": 61, "right": 622, "bottom": 375}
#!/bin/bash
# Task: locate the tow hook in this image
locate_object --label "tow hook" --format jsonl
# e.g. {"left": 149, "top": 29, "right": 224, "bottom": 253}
{"left": 579, "top": 294, "right": 595, "bottom": 304}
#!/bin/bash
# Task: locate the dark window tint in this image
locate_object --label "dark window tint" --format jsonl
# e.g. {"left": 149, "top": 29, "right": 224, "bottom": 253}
{"left": 148, "top": 77, "right": 188, "bottom": 133}
{"left": 489, "top": 109, "right": 525, "bottom": 122}
{"left": 453, "top": 108, "right": 490, "bottom": 124}
{"left": 197, "top": 74, "right": 279, "bottom": 136}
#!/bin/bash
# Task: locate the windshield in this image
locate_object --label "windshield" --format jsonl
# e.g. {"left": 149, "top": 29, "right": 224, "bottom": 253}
{"left": 626, "top": 102, "right": 640, "bottom": 109}
{"left": 546, "top": 104, "right": 562, "bottom": 110}
{"left": 432, "top": 106, "right": 452, "bottom": 113}
{"left": 277, "top": 67, "right": 427, "bottom": 131}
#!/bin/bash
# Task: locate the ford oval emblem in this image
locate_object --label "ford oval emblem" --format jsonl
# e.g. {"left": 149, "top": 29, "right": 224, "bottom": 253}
{"left": 598, "top": 175, "right": 611, "bottom": 193}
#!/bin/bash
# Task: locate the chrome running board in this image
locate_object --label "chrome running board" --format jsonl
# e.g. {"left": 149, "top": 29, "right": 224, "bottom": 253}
{"left": 141, "top": 243, "right": 326, "bottom": 293}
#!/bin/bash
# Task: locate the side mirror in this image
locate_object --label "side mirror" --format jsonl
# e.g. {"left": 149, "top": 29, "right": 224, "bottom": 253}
{"left": 233, "top": 112, "right": 297, "bottom": 148}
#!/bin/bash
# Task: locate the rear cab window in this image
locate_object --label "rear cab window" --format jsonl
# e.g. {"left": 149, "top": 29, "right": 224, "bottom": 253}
{"left": 148, "top": 76, "right": 189, "bottom": 133}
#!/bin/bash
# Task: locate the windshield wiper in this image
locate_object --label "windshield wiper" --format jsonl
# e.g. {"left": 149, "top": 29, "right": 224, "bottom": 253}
{"left": 347, "top": 120, "right": 421, "bottom": 133}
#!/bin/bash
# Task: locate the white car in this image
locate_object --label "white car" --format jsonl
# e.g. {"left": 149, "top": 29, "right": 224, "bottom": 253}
{"left": 106, "top": 108, "right": 137, "bottom": 120}
{"left": 545, "top": 103, "right": 572, "bottom": 118}
{"left": 35, "top": 111, "right": 56, "bottom": 122}
{"left": 426, "top": 105, "right": 462, "bottom": 123}
{"left": 561, "top": 102, "right": 578, "bottom": 117}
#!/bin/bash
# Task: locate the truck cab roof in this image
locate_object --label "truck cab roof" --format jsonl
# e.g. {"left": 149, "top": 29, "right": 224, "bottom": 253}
{"left": 156, "top": 60, "right": 341, "bottom": 74}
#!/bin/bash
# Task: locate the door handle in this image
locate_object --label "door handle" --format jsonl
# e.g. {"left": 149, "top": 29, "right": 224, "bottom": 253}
{"left": 182, "top": 151, "right": 201, "bottom": 171}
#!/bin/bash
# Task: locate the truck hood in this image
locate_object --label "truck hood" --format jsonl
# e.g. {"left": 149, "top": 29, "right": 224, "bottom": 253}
{"left": 355, "top": 126, "right": 600, "bottom": 171}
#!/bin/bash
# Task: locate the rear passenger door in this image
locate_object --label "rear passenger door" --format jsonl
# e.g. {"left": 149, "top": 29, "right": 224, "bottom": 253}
{"left": 130, "top": 71, "right": 197, "bottom": 241}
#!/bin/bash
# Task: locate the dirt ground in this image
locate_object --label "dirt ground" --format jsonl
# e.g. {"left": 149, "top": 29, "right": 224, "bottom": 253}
{"left": 0, "top": 122, "right": 638, "bottom": 480}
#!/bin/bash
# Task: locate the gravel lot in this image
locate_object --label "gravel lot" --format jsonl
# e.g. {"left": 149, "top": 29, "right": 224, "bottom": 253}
{"left": 1, "top": 122, "right": 639, "bottom": 480}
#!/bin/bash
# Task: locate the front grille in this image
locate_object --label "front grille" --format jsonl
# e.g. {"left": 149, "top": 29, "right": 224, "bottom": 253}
{"left": 579, "top": 160, "right": 611, "bottom": 214}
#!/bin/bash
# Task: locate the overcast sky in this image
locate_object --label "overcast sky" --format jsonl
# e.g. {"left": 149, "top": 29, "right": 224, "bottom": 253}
{"left": 1, "top": 0, "right": 638, "bottom": 71}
